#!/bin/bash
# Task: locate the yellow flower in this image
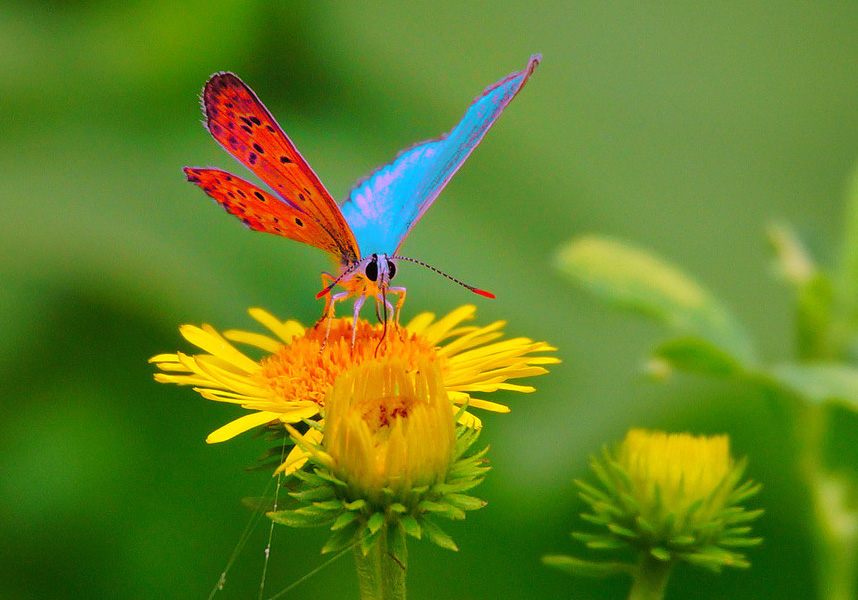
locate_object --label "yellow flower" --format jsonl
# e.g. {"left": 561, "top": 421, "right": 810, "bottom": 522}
{"left": 566, "top": 428, "right": 762, "bottom": 573}
{"left": 290, "top": 358, "right": 456, "bottom": 502}
{"left": 150, "top": 305, "right": 557, "bottom": 473}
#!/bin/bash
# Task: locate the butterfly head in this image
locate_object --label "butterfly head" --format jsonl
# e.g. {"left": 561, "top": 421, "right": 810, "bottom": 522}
{"left": 364, "top": 253, "right": 397, "bottom": 288}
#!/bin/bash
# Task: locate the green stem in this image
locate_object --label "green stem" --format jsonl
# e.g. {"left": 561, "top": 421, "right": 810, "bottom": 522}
{"left": 353, "top": 528, "right": 407, "bottom": 600}
{"left": 799, "top": 405, "right": 858, "bottom": 600}
{"left": 808, "top": 469, "right": 858, "bottom": 600}
{"left": 627, "top": 554, "right": 673, "bottom": 600}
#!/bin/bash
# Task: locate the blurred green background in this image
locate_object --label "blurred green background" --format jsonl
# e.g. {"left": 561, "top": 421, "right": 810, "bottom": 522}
{"left": 2, "top": 1, "right": 857, "bottom": 598}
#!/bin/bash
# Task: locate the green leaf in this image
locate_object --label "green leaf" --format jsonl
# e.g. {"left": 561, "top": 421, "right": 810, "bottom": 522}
{"left": 555, "top": 236, "right": 756, "bottom": 364}
{"left": 651, "top": 336, "right": 745, "bottom": 377}
{"left": 770, "top": 363, "right": 858, "bottom": 410}
{"left": 541, "top": 554, "right": 635, "bottom": 578}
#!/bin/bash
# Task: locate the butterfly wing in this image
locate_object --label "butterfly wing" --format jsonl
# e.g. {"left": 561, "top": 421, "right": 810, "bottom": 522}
{"left": 202, "top": 72, "right": 359, "bottom": 264}
{"left": 340, "top": 54, "right": 540, "bottom": 257}
{"left": 184, "top": 168, "right": 351, "bottom": 254}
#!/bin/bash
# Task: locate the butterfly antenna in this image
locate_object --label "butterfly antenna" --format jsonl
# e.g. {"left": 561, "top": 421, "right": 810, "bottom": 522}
{"left": 315, "top": 260, "right": 365, "bottom": 299}
{"left": 391, "top": 256, "right": 496, "bottom": 298}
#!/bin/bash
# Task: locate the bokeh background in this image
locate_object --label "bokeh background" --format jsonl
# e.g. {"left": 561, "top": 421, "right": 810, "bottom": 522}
{"left": 3, "top": 2, "right": 857, "bottom": 598}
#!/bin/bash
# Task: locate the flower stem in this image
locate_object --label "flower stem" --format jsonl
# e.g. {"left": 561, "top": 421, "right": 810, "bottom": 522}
{"left": 353, "top": 529, "right": 407, "bottom": 600}
{"left": 627, "top": 554, "right": 673, "bottom": 600}
{"left": 798, "top": 405, "right": 858, "bottom": 600}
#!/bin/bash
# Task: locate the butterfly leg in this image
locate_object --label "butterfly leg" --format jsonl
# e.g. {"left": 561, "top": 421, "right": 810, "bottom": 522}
{"left": 388, "top": 286, "right": 407, "bottom": 323}
{"left": 320, "top": 289, "right": 351, "bottom": 352}
{"left": 351, "top": 295, "right": 367, "bottom": 346}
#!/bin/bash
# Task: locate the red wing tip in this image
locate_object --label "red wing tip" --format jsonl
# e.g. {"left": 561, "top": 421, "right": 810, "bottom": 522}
{"left": 472, "top": 288, "right": 496, "bottom": 299}
{"left": 183, "top": 167, "right": 201, "bottom": 182}
{"left": 315, "top": 288, "right": 329, "bottom": 299}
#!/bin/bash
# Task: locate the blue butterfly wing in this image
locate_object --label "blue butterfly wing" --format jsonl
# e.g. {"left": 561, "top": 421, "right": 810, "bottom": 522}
{"left": 341, "top": 54, "right": 541, "bottom": 257}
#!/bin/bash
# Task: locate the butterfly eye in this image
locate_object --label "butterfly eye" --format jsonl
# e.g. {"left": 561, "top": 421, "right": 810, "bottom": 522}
{"left": 386, "top": 259, "right": 396, "bottom": 280}
{"left": 365, "top": 257, "right": 379, "bottom": 282}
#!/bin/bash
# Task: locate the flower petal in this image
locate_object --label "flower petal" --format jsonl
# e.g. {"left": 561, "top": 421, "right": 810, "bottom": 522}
{"left": 179, "top": 325, "right": 259, "bottom": 373}
{"left": 248, "top": 308, "right": 305, "bottom": 343}
{"left": 207, "top": 411, "right": 282, "bottom": 443}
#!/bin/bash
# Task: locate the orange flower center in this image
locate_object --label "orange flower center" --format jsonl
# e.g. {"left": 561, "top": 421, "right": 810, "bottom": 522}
{"left": 257, "top": 317, "right": 440, "bottom": 406}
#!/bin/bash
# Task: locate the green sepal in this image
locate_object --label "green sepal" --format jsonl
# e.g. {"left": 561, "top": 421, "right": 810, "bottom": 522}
{"left": 269, "top": 506, "right": 336, "bottom": 527}
{"left": 422, "top": 519, "right": 458, "bottom": 551}
{"left": 683, "top": 548, "right": 750, "bottom": 571}
{"left": 724, "top": 508, "right": 764, "bottom": 525}
{"left": 388, "top": 503, "right": 407, "bottom": 514}
{"left": 359, "top": 526, "right": 382, "bottom": 555}
{"left": 344, "top": 499, "right": 367, "bottom": 511}
{"left": 289, "top": 486, "right": 336, "bottom": 503}
{"left": 606, "top": 523, "right": 637, "bottom": 539}
{"left": 419, "top": 500, "right": 466, "bottom": 520}
{"left": 291, "top": 470, "right": 328, "bottom": 487}
{"left": 312, "top": 500, "right": 346, "bottom": 511}
{"left": 573, "top": 532, "right": 628, "bottom": 550}
{"left": 313, "top": 470, "right": 347, "bottom": 486}
{"left": 586, "top": 538, "right": 630, "bottom": 550}
{"left": 399, "top": 515, "right": 422, "bottom": 539}
{"left": 718, "top": 536, "right": 763, "bottom": 548}
{"left": 321, "top": 520, "right": 361, "bottom": 554}
{"left": 575, "top": 479, "right": 613, "bottom": 504}
{"left": 331, "top": 510, "right": 360, "bottom": 531}
{"left": 433, "top": 478, "right": 484, "bottom": 494}
{"left": 443, "top": 493, "right": 485, "bottom": 511}
{"left": 366, "top": 512, "right": 385, "bottom": 535}
{"left": 635, "top": 515, "right": 655, "bottom": 536}
{"left": 667, "top": 535, "right": 696, "bottom": 547}
{"left": 541, "top": 554, "right": 635, "bottom": 578}
{"left": 649, "top": 547, "right": 672, "bottom": 561}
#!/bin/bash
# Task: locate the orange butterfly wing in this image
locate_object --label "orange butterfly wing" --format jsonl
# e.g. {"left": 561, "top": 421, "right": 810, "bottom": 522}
{"left": 202, "top": 72, "right": 359, "bottom": 264}
{"left": 184, "top": 168, "right": 346, "bottom": 252}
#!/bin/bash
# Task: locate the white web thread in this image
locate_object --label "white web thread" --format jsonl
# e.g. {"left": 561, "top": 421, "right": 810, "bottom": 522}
{"left": 206, "top": 438, "right": 288, "bottom": 600}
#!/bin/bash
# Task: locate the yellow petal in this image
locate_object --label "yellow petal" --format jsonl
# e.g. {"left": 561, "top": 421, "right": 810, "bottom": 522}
{"left": 207, "top": 411, "right": 281, "bottom": 443}
{"left": 223, "top": 329, "right": 283, "bottom": 353}
{"left": 248, "top": 308, "right": 305, "bottom": 343}
{"left": 179, "top": 325, "right": 259, "bottom": 373}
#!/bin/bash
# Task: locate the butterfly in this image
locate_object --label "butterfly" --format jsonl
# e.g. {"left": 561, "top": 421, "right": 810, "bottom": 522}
{"left": 184, "top": 54, "right": 541, "bottom": 328}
